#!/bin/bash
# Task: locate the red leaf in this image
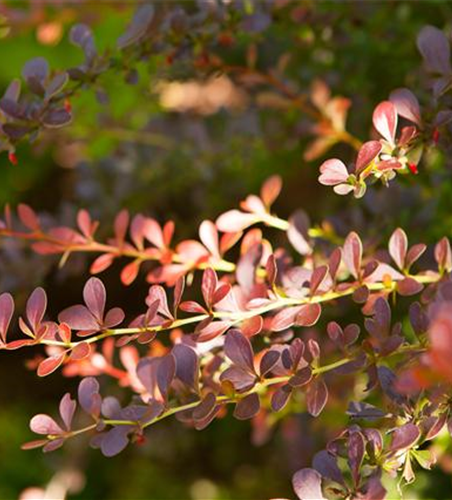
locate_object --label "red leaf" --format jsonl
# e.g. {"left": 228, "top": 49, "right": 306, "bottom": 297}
{"left": 37, "top": 353, "right": 65, "bottom": 377}
{"left": 179, "top": 301, "right": 207, "bottom": 314}
{"left": 202, "top": 268, "right": 217, "bottom": 309}
{"left": 295, "top": 303, "right": 322, "bottom": 327}
{"left": 372, "top": 101, "right": 397, "bottom": 144}
{"left": 234, "top": 393, "right": 260, "bottom": 420}
{"left": 90, "top": 254, "right": 115, "bottom": 274}
{"left": 240, "top": 315, "right": 263, "bottom": 337}
{"left": 355, "top": 141, "right": 382, "bottom": 175}
{"left": 17, "top": 204, "right": 40, "bottom": 231}
{"left": 260, "top": 175, "right": 282, "bottom": 207}
{"left": 306, "top": 378, "right": 328, "bottom": 417}
{"left": 114, "top": 209, "right": 129, "bottom": 245}
{"left": 120, "top": 260, "right": 140, "bottom": 286}
{"left": 70, "top": 342, "right": 91, "bottom": 360}
{"left": 196, "top": 320, "right": 231, "bottom": 342}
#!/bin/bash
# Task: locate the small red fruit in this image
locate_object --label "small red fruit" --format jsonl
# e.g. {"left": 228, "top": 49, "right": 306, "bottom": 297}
{"left": 64, "top": 99, "right": 72, "bottom": 113}
{"left": 432, "top": 127, "right": 440, "bottom": 145}
{"left": 408, "top": 163, "right": 418, "bottom": 175}
{"left": 8, "top": 152, "right": 18, "bottom": 166}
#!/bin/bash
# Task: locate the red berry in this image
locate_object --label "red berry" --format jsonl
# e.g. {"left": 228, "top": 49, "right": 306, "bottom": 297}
{"left": 64, "top": 99, "right": 72, "bottom": 113}
{"left": 432, "top": 127, "right": 440, "bottom": 145}
{"left": 408, "top": 163, "right": 418, "bottom": 175}
{"left": 8, "top": 152, "right": 18, "bottom": 166}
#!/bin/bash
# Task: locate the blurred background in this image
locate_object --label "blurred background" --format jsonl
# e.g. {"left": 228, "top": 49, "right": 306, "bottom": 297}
{"left": 0, "top": 1, "right": 452, "bottom": 499}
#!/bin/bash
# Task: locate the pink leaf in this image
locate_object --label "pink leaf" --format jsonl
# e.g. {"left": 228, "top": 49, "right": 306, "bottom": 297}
{"left": 30, "top": 414, "right": 64, "bottom": 435}
{"left": 120, "top": 261, "right": 140, "bottom": 286}
{"left": 372, "top": 101, "right": 397, "bottom": 144}
{"left": 292, "top": 468, "right": 326, "bottom": 500}
{"left": 343, "top": 232, "right": 363, "bottom": 280}
{"left": 199, "top": 220, "right": 220, "bottom": 258}
{"left": 90, "top": 253, "right": 115, "bottom": 274}
{"left": 26, "top": 287, "right": 47, "bottom": 333}
{"left": 58, "top": 305, "right": 98, "bottom": 331}
{"left": 216, "top": 210, "right": 258, "bottom": 232}
{"left": 0, "top": 292, "right": 14, "bottom": 344}
{"left": 59, "top": 393, "right": 76, "bottom": 430}
{"left": 17, "top": 204, "right": 40, "bottom": 231}
{"left": 318, "top": 159, "right": 349, "bottom": 186}
{"left": 389, "top": 228, "right": 408, "bottom": 270}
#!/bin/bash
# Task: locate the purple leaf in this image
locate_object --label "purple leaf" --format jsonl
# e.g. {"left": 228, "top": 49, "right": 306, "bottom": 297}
{"left": 234, "top": 393, "right": 260, "bottom": 420}
{"left": 117, "top": 4, "right": 154, "bottom": 49}
{"left": 83, "top": 277, "right": 106, "bottom": 322}
{"left": 389, "top": 423, "right": 420, "bottom": 453}
{"left": 259, "top": 350, "right": 280, "bottom": 377}
{"left": 372, "top": 101, "right": 398, "bottom": 144}
{"left": 295, "top": 303, "right": 322, "bottom": 327}
{"left": 224, "top": 329, "right": 255, "bottom": 373}
{"left": 306, "top": 378, "right": 328, "bottom": 417}
{"left": 173, "top": 343, "right": 199, "bottom": 391}
{"left": 22, "top": 57, "right": 49, "bottom": 84}
{"left": 292, "top": 468, "right": 326, "bottom": 500}
{"left": 220, "top": 366, "right": 256, "bottom": 393}
{"left": 313, "top": 450, "right": 344, "bottom": 485}
{"left": 389, "top": 88, "right": 421, "bottom": 125}
{"left": 417, "top": 25, "right": 451, "bottom": 75}
{"left": 78, "top": 377, "right": 101, "bottom": 416}
{"left": 59, "top": 393, "right": 76, "bottom": 431}
{"left": 193, "top": 392, "right": 217, "bottom": 422}
{"left": 397, "top": 278, "right": 423, "bottom": 296}
{"left": 156, "top": 354, "right": 176, "bottom": 399}
{"left": 30, "top": 414, "right": 64, "bottom": 435}
{"left": 100, "top": 426, "right": 130, "bottom": 457}
{"left": 271, "top": 385, "right": 292, "bottom": 412}
{"left": 348, "top": 431, "right": 365, "bottom": 486}
{"left": 289, "top": 366, "right": 313, "bottom": 387}
{"left": 58, "top": 305, "right": 98, "bottom": 331}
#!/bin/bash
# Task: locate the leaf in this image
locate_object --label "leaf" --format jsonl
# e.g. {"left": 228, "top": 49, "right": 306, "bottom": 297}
{"left": 18, "top": 204, "right": 40, "bottom": 230}
{"left": 295, "top": 303, "right": 322, "bottom": 327}
{"left": 59, "top": 393, "right": 76, "bottom": 431}
{"left": 318, "top": 159, "right": 349, "bottom": 186}
{"left": 435, "top": 237, "right": 452, "bottom": 272}
{"left": 271, "top": 385, "right": 292, "bottom": 412}
{"left": 306, "top": 378, "right": 328, "bottom": 417}
{"left": 156, "top": 354, "right": 176, "bottom": 399}
{"left": 348, "top": 431, "right": 365, "bottom": 486}
{"left": 78, "top": 377, "right": 101, "bottom": 416}
{"left": 120, "top": 261, "right": 140, "bottom": 286}
{"left": 83, "top": 277, "right": 106, "bottom": 322}
{"left": 289, "top": 367, "right": 313, "bottom": 387}
{"left": 389, "top": 228, "right": 408, "bottom": 270}
{"left": 397, "top": 278, "right": 423, "bottom": 296}
{"left": 117, "top": 4, "right": 154, "bottom": 49}
{"left": 417, "top": 25, "right": 451, "bottom": 75}
{"left": 22, "top": 57, "right": 49, "bottom": 84}
{"left": 58, "top": 305, "right": 98, "bottom": 331}
{"left": 292, "top": 468, "right": 326, "bottom": 500}
{"left": 310, "top": 266, "right": 328, "bottom": 295}
{"left": 287, "top": 209, "right": 311, "bottom": 255}
{"left": 196, "top": 320, "right": 231, "bottom": 342}
{"left": 389, "top": 423, "right": 420, "bottom": 453}
{"left": 259, "top": 350, "right": 280, "bottom": 376}
{"left": 271, "top": 305, "right": 302, "bottom": 331}
{"left": 0, "top": 292, "right": 14, "bottom": 344}
{"left": 224, "top": 329, "right": 255, "bottom": 373}
{"left": 30, "top": 414, "right": 64, "bottom": 435}
{"left": 313, "top": 450, "right": 344, "bottom": 485}
{"left": 260, "top": 175, "right": 282, "bottom": 207}
{"left": 216, "top": 209, "right": 258, "bottom": 232}
{"left": 193, "top": 392, "right": 217, "bottom": 422}
{"left": 389, "top": 88, "right": 421, "bottom": 125}
{"left": 38, "top": 353, "right": 65, "bottom": 377}
{"left": 199, "top": 220, "right": 220, "bottom": 258}
{"left": 202, "top": 268, "right": 217, "bottom": 309}
{"left": 372, "top": 101, "right": 397, "bottom": 144}
{"left": 100, "top": 426, "right": 130, "bottom": 457}
{"left": 355, "top": 141, "right": 382, "bottom": 175}
{"left": 343, "top": 232, "right": 362, "bottom": 280}
{"left": 42, "top": 108, "right": 72, "bottom": 128}
{"left": 70, "top": 342, "right": 91, "bottom": 361}
{"left": 234, "top": 393, "right": 260, "bottom": 420}
{"left": 173, "top": 344, "right": 199, "bottom": 391}
{"left": 27, "top": 287, "right": 47, "bottom": 333}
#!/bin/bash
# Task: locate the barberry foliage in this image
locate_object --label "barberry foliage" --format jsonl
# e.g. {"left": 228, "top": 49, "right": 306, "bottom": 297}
{"left": 1, "top": 2, "right": 452, "bottom": 499}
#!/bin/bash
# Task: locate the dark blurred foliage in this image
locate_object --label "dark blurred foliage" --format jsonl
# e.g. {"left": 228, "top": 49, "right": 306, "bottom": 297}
{"left": 0, "top": 1, "right": 452, "bottom": 499}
